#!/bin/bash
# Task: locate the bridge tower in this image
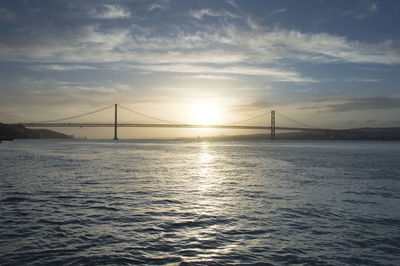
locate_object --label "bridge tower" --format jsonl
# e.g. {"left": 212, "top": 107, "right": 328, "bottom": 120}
{"left": 271, "top": 110, "right": 275, "bottom": 140}
{"left": 113, "top": 104, "right": 118, "bottom": 140}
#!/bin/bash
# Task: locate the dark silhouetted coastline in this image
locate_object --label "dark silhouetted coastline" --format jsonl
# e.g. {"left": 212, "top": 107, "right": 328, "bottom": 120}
{"left": 176, "top": 127, "right": 400, "bottom": 141}
{"left": 0, "top": 123, "right": 72, "bottom": 140}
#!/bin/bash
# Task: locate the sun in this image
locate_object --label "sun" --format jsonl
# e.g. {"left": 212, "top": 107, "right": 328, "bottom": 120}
{"left": 193, "top": 103, "right": 220, "bottom": 125}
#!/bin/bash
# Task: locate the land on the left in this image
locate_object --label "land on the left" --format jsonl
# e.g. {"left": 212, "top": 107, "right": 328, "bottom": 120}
{"left": 0, "top": 123, "right": 72, "bottom": 140}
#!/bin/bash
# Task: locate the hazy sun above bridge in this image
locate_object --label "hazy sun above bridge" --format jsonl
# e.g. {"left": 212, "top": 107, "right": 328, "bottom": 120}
{"left": 193, "top": 103, "right": 220, "bottom": 125}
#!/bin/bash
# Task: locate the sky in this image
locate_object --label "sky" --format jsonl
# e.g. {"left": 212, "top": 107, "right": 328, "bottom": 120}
{"left": 0, "top": 0, "right": 400, "bottom": 138}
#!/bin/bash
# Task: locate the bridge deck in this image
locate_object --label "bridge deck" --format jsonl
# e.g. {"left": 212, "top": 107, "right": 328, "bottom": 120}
{"left": 8, "top": 123, "right": 324, "bottom": 131}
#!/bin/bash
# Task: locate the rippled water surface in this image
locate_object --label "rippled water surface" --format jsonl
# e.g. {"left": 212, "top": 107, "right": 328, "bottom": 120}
{"left": 1, "top": 139, "right": 400, "bottom": 265}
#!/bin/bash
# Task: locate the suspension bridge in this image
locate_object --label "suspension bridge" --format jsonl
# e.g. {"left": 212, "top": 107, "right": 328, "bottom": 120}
{"left": 7, "top": 104, "right": 328, "bottom": 140}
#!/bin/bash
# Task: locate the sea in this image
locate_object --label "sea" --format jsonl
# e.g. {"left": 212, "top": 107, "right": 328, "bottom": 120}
{"left": 0, "top": 139, "right": 399, "bottom": 265}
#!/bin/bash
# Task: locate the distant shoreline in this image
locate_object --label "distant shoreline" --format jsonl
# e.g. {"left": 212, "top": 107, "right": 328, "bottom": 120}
{"left": 0, "top": 123, "right": 72, "bottom": 140}
{"left": 2, "top": 123, "right": 399, "bottom": 141}
{"left": 176, "top": 127, "right": 400, "bottom": 141}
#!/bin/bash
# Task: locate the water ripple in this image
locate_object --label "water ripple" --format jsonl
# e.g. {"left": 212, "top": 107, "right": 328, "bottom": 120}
{"left": 0, "top": 140, "right": 399, "bottom": 264}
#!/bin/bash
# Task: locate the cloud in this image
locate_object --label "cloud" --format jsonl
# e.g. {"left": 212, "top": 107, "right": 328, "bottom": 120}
{"left": 223, "top": 26, "right": 400, "bottom": 65}
{"left": 232, "top": 99, "right": 273, "bottom": 112}
{"left": 133, "top": 63, "right": 316, "bottom": 82}
{"left": 357, "top": 66, "right": 392, "bottom": 72}
{"left": 2, "top": 76, "right": 117, "bottom": 95}
{"left": 4, "top": 20, "right": 397, "bottom": 82}
{"left": 148, "top": 0, "right": 170, "bottom": 11}
{"left": 1, "top": 18, "right": 399, "bottom": 66}
{"left": 342, "top": 0, "right": 379, "bottom": 19}
{"left": 0, "top": 4, "right": 399, "bottom": 88}
{"left": 0, "top": 7, "right": 15, "bottom": 22}
{"left": 126, "top": 50, "right": 245, "bottom": 64}
{"left": 271, "top": 8, "right": 287, "bottom": 16}
{"left": 246, "top": 16, "right": 260, "bottom": 30}
{"left": 176, "top": 74, "right": 239, "bottom": 81}
{"left": 190, "top": 8, "right": 238, "bottom": 20}
{"left": 110, "top": 24, "right": 400, "bottom": 65}
{"left": 369, "top": 2, "right": 379, "bottom": 12}
{"left": 300, "top": 97, "right": 400, "bottom": 112}
{"left": 325, "top": 97, "right": 400, "bottom": 112}
{"left": 321, "top": 77, "right": 383, "bottom": 82}
{"left": 28, "top": 64, "right": 97, "bottom": 71}
{"left": 345, "top": 78, "right": 383, "bottom": 82}
{"left": 226, "top": 0, "right": 239, "bottom": 9}
{"left": 89, "top": 4, "right": 130, "bottom": 19}
{"left": 70, "top": 86, "right": 116, "bottom": 93}
{"left": 245, "top": 8, "right": 286, "bottom": 30}
{"left": 0, "top": 25, "right": 131, "bottom": 62}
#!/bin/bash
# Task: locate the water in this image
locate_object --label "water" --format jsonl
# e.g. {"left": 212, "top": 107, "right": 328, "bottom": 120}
{"left": 1, "top": 139, "right": 400, "bottom": 265}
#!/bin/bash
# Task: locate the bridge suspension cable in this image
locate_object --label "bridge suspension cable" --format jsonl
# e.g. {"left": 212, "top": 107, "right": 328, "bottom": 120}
{"left": 225, "top": 111, "right": 269, "bottom": 125}
{"left": 275, "top": 111, "right": 319, "bottom": 129}
{"left": 33, "top": 105, "right": 114, "bottom": 123}
{"left": 22, "top": 103, "right": 323, "bottom": 130}
{"left": 118, "top": 105, "right": 180, "bottom": 124}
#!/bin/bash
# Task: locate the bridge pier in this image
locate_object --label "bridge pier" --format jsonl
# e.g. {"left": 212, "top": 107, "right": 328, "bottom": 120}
{"left": 271, "top": 110, "right": 275, "bottom": 140}
{"left": 113, "top": 104, "right": 118, "bottom": 140}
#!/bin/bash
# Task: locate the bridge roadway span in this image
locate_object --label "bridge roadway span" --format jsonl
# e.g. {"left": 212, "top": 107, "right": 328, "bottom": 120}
{"left": 12, "top": 123, "right": 321, "bottom": 131}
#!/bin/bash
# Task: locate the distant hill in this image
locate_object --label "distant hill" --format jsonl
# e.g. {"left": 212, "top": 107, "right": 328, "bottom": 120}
{"left": 0, "top": 123, "right": 72, "bottom": 139}
{"left": 180, "top": 127, "right": 400, "bottom": 141}
{"left": 277, "top": 127, "right": 400, "bottom": 140}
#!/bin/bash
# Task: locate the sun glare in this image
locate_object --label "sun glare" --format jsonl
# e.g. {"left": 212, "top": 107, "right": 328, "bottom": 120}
{"left": 193, "top": 103, "right": 220, "bottom": 125}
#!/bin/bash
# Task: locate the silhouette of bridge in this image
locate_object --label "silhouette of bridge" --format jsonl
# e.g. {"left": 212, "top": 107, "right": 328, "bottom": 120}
{"left": 8, "top": 104, "right": 328, "bottom": 140}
